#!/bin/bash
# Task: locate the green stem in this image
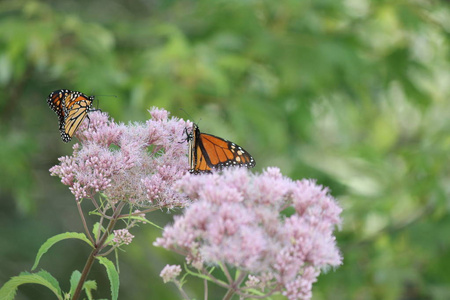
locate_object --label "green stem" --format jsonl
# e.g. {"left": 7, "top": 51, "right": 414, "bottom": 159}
{"left": 175, "top": 280, "right": 191, "bottom": 300}
{"left": 118, "top": 206, "right": 159, "bottom": 218}
{"left": 71, "top": 201, "right": 126, "bottom": 300}
{"left": 221, "top": 271, "right": 247, "bottom": 300}
{"left": 71, "top": 247, "right": 97, "bottom": 300}
{"left": 222, "top": 288, "right": 234, "bottom": 300}
{"left": 76, "top": 199, "right": 94, "bottom": 245}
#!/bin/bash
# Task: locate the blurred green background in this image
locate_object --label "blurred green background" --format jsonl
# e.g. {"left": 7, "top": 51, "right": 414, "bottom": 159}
{"left": 1, "top": 0, "right": 449, "bottom": 299}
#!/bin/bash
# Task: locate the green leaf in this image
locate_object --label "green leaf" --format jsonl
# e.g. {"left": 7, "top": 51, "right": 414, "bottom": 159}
{"left": 114, "top": 249, "right": 120, "bottom": 274}
{"left": 97, "top": 257, "right": 119, "bottom": 300}
{"left": 183, "top": 263, "right": 226, "bottom": 285}
{"left": 83, "top": 280, "right": 97, "bottom": 300}
{"left": 69, "top": 270, "right": 81, "bottom": 297}
{"left": 119, "top": 215, "right": 162, "bottom": 229}
{"left": 105, "top": 232, "right": 115, "bottom": 245}
{"left": 92, "top": 222, "right": 102, "bottom": 241}
{"left": 0, "top": 270, "right": 62, "bottom": 300}
{"left": 67, "top": 271, "right": 97, "bottom": 300}
{"left": 243, "top": 288, "right": 265, "bottom": 296}
{"left": 32, "top": 232, "right": 93, "bottom": 270}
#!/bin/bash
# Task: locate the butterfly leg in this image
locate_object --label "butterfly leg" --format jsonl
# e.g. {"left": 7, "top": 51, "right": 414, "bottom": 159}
{"left": 86, "top": 114, "right": 91, "bottom": 130}
{"left": 178, "top": 127, "right": 191, "bottom": 144}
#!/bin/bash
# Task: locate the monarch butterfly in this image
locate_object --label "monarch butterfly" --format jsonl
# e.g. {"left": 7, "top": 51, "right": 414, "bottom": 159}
{"left": 187, "top": 123, "right": 256, "bottom": 174}
{"left": 47, "top": 89, "right": 95, "bottom": 142}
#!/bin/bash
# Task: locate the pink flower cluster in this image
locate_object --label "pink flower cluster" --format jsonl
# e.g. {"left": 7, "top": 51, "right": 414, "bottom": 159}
{"left": 155, "top": 167, "right": 342, "bottom": 300}
{"left": 49, "top": 108, "right": 191, "bottom": 209}
{"left": 160, "top": 265, "right": 182, "bottom": 283}
{"left": 113, "top": 229, "right": 135, "bottom": 245}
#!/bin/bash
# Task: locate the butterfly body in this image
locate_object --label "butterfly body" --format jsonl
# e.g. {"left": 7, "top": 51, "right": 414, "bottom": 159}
{"left": 47, "top": 89, "right": 94, "bottom": 142}
{"left": 187, "top": 124, "right": 255, "bottom": 174}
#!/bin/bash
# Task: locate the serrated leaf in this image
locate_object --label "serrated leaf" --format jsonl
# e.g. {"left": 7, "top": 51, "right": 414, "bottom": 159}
{"left": 97, "top": 257, "right": 119, "bottom": 300}
{"left": 0, "top": 270, "right": 62, "bottom": 300}
{"left": 0, "top": 277, "right": 19, "bottom": 300}
{"left": 105, "top": 233, "right": 115, "bottom": 245}
{"left": 32, "top": 232, "right": 93, "bottom": 270}
{"left": 92, "top": 222, "right": 102, "bottom": 241}
{"left": 83, "top": 280, "right": 97, "bottom": 300}
{"left": 68, "top": 271, "right": 97, "bottom": 300}
{"left": 69, "top": 270, "right": 81, "bottom": 297}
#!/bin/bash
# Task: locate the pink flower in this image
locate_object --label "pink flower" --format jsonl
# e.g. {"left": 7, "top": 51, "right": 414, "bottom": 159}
{"left": 155, "top": 168, "right": 342, "bottom": 300}
{"left": 50, "top": 108, "right": 190, "bottom": 209}
{"left": 160, "top": 265, "right": 182, "bottom": 283}
{"left": 113, "top": 229, "right": 135, "bottom": 245}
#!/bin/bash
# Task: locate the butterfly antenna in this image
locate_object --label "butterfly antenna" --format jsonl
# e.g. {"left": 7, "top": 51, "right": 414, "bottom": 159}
{"left": 90, "top": 89, "right": 117, "bottom": 112}
{"left": 95, "top": 94, "right": 118, "bottom": 98}
{"left": 178, "top": 108, "right": 205, "bottom": 129}
{"left": 179, "top": 108, "right": 196, "bottom": 122}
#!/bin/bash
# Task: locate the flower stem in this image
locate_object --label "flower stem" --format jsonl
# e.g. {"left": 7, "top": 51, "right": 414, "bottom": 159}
{"left": 76, "top": 199, "right": 94, "bottom": 245}
{"left": 118, "top": 206, "right": 159, "bottom": 218}
{"left": 71, "top": 201, "right": 125, "bottom": 300}
{"left": 175, "top": 281, "right": 191, "bottom": 300}
{"left": 204, "top": 279, "right": 208, "bottom": 300}
{"left": 222, "top": 288, "right": 234, "bottom": 300}
{"left": 71, "top": 247, "right": 97, "bottom": 300}
{"left": 221, "top": 271, "right": 247, "bottom": 300}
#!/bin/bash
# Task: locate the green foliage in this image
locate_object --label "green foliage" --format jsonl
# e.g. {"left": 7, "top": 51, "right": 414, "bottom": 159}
{"left": 68, "top": 270, "right": 81, "bottom": 298}
{"left": 32, "top": 232, "right": 93, "bottom": 271}
{"left": 119, "top": 215, "right": 163, "bottom": 229}
{"left": 82, "top": 280, "right": 99, "bottom": 300}
{"left": 0, "top": 270, "right": 62, "bottom": 300}
{"left": 1, "top": 0, "right": 450, "bottom": 299}
{"left": 97, "top": 257, "right": 119, "bottom": 300}
{"left": 69, "top": 270, "right": 98, "bottom": 300}
{"left": 92, "top": 222, "right": 103, "bottom": 242}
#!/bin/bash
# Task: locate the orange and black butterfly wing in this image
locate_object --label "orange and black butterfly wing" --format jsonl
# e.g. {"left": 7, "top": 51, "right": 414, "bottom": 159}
{"left": 188, "top": 125, "right": 204, "bottom": 172}
{"left": 189, "top": 124, "right": 255, "bottom": 173}
{"left": 61, "top": 92, "right": 94, "bottom": 142}
{"left": 47, "top": 89, "right": 94, "bottom": 142}
{"left": 47, "top": 89, "right": 70, "bottom": 131}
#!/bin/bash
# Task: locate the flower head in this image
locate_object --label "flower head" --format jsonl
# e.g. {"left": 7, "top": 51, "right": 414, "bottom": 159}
{"left": 155, "top": 168, "right": 342, "bottom": 300}
{"left": 113, "top": 229, "right": 135, "bottom": 245}
{"left": 160, "top": 264, "right": 182, "bottom": 283}
{"left": 50, "top": 108, "right": 190, "bottom": 209}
